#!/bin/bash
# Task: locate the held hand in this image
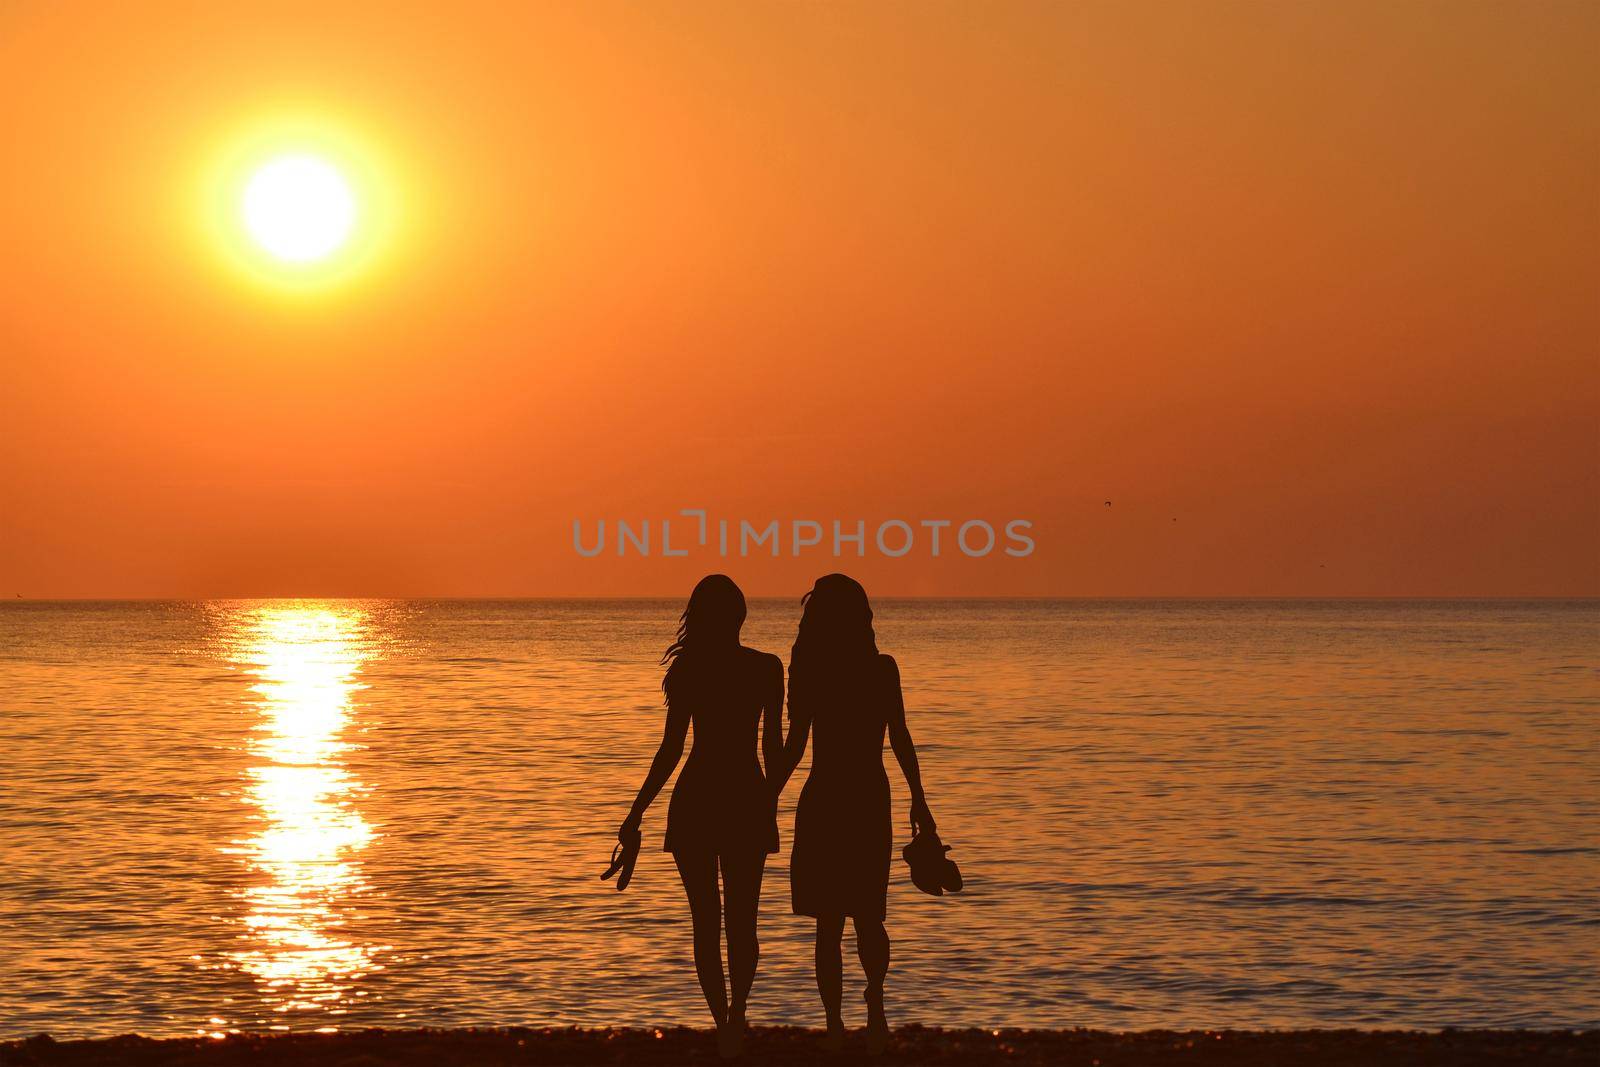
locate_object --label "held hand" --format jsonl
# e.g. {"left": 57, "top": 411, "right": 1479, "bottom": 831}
{"left": 619, "top": 812, "right": 642, "bottom": 842}
{"left": 910, "top": 796, "right": 936, "bottom": 836}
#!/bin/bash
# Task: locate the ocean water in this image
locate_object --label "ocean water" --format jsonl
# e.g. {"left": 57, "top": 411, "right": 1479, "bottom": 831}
{"left": 0, "top": 598, "right": 1595, "bottom": 1039}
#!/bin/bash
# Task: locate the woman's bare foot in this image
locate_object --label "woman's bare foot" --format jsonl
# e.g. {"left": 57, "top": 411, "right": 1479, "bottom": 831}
{"left": 717, "top": 1012, "right": 745, "bottom": 1059}
{"left": 818, "top": 1015, "right": 846, "bottom": 1053}
{"left": 864, "top": 986, "right": 889, "bottom": 1055}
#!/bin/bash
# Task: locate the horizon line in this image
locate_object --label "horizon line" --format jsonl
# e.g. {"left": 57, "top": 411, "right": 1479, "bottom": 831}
{"left": 5, "top": 594, "right": 1598, "bottom": 603}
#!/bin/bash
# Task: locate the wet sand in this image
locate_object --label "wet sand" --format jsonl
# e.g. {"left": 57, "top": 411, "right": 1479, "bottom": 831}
{"left": 1, "top": 1027, "right": 1593, "bottom": 1066}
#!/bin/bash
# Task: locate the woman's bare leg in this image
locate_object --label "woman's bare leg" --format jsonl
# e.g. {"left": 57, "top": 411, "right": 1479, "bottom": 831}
{"left": 853, "top": 915, "right": 890, "bottom": 996}
{"left": 855, "top": 916, "right": 891, "bottom": 1050}
{"left": 673, "top": 851, "right": 728, "bottom": 1027}
{"left": 719, "top": 851, "right": 767, "bottom": 1020}
{"left": 815, "top": 914, "right": 846, "bottom": 1048}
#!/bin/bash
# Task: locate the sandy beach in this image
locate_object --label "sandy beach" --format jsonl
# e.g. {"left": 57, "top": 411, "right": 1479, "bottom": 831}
{"left": 2, "top": 1027, "right": 1594, "bottom": 1066}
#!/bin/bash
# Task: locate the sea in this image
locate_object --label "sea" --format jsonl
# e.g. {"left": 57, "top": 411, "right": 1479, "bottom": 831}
{"left": 1, "top": 598, "right": 1595, "bottom": 1038}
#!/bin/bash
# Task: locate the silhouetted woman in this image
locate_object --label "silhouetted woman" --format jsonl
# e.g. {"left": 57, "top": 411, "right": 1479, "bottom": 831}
{"left": 775, "top": 574, "right": 937, "bottom": 1053}
{"left": 619, "top": 575, "right": 783, "bottom": 1057}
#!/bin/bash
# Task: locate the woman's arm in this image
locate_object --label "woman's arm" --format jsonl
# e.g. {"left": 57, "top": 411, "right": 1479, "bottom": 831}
{"left": 621, "top": 699, "right": 691, "bottom": 836}
{"left": 775, "top": 695, "right": 812, "bottom": 796}
{"left": 884, "top": 655, "right": 936, "bottom": 834}
{"left": 760, "top": 653, "right": 785, "bottom": 786}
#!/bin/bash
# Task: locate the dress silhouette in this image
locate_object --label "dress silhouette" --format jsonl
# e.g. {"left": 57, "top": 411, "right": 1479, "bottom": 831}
{"left": 663, "top": 649, "right": 781, "bottom": 857}
{"left": 618, "top": 575, "right": 783, "bottom": 1059}
{"left": 789, "top": 658, "right": 893, "bottom": 921}
{"left": 777, "top": 574, "right": 938, "bottom": 1054}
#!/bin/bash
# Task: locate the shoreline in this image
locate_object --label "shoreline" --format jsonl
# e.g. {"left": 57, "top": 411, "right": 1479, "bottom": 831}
{"left": 3, "top": 1027, "right": 1594, "bottom": 1066}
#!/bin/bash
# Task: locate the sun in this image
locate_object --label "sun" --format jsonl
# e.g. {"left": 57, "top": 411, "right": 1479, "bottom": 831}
{"left": 241, "top": 154, "right": 356, "bottom": 264}
{"left": 196, "top": 110, "right": 408, "bottom": 294}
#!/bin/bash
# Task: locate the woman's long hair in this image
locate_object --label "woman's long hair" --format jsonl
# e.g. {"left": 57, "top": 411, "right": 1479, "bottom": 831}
{"left": 662, "top": 574, "right": 747, "bottom": 699}
{"left": 788, "top": 573, "right": 879, "bottom": 718}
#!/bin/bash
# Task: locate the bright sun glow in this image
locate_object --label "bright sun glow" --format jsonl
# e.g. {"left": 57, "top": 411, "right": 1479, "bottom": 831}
{"left": 241, "top": 155, "right": 357, "bottom": 263}
{"left": 198, "top": 112, "right": 409, "bottom": 293}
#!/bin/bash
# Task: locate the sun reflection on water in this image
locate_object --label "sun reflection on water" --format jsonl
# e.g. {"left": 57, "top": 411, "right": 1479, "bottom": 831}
{"left": 221, "top": 603, "right": 383, "bottom": 1028}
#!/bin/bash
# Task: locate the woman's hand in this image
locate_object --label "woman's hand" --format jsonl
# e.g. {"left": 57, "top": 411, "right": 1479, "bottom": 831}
{"left": 910, "top": 795, "right": 936, "bottom": 836}
{"left": 619, "top": 812, "right": 642, "bottom": 841}
{"left": 770, "top": 753, "right": 795, "bottom": 799}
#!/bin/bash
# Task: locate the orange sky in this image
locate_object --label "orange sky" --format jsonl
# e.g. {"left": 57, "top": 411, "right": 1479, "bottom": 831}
{"left": 1, "top": 2, "right": 1596, "bottom": 598}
